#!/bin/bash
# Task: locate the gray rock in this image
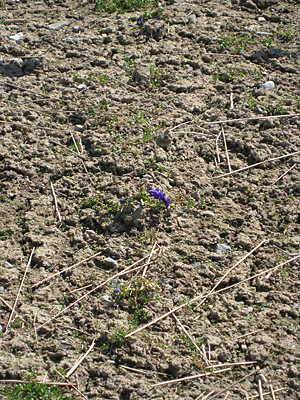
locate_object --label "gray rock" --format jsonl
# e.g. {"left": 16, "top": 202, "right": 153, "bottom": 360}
{"left": 202, "top": 211, "right": 215, "bottom": 218}
{"left": 104, "top": 257, "right": 118, "bottom": 267}
{"left": 5, "top": 261, "right": 14, "bottom": 268}
{"left": 48, "top": 21, "right": 70, "bottom": 30}
{"left": 100, "top": 295, "right": 112, "bottom": 304}
{"left": 215, "top": 243, "right": 231, "bottom": 254}
{"left": 77, "top": 84, "right": 86, "bottom": 91}
{"left": 0, "top": 287, "right": 4, "bottom": 291}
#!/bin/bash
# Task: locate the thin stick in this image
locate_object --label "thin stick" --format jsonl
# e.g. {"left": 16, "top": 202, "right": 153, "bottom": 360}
{"left": 258, "top": 380, "right": 264, "bottom": 400}
{"left": 125, "top": 248, "right": 297, "bottom": 339}
{"left": 66, "top": 339, "right": 95, "bottom": 378}
{"left": 196, "top": 391, "right": 214, "bottom": 400}
{"left": 201, "top": 391, "right": 215, "bottom": 400}
{"left": 50, "top": 182, "right": 62, "bottom": 223}
{"left": 223, "top": 393, "right": 230, "bottom": 400}
{"left": 120, "top": 365, "right": 170, "bottom": 376}
{"left": 195, "top": 240, "right": 265, "bottom": 312}
{"left": 212, "top": 150, "right": 300, "bottom": 180}
{"left": 1, "top": 80, "right": 50, "bottom": 98}
{"left": 206, "top": 361, "right": 257, "bottom": 369}
{"left": 36, "top": 250, "right": 158, "bottom": 330}
{"left": 70, "top": 131, "right": 80, "bottom": 155}
{"left": 42, "top": 371, "right": 48, "bottom": 383}
{"left": 5, "top": 248, "right": 34, "bottom": 332}
{"left": 175, "top": 131, "right": 215, "bottom": 137}
{"left": 54, "top": 368, "right": 89, "bottom": 400}
{"left": 271, "top": 163, "right": 296, "bottom": 186}
{"left": 208, "top": 344, "right": 211, "bottom": 360}
{"left": 171, "top": 121, "right": 193, "bottom": 131}
{"left": 216, "top": 131, "right": 221, "bottom": 164}
{"left": 70, "top": 131, "right": 94, "bottom": 185}
{"left": 236, "top": 329, "right": 264, "bottom": 339}
{"left": 0, "top": 380, "right": 69, "bottom": 386}
{"left": 199, "top": 113, "right": 300, "bottom": 126}
{"left": 269, "top": 385, "right": 276, "bottom": 400}
{"left": 49, "top": 140, "right": 87, "bottom": 160}
{"left": 209, "top": 369, "right": 257, "bottom": 399}
{"left": 206, "top": 52, "right": 244, "bottom": 58}
{"left": 32, "top": 251, "right": 102, "bottom": 289}
{"left": 230, "top": 93, "right": 234, "bottom": 110}
{"left": 33, "top": 313, "right": 38, "bottom": 345}
{"left": 142, "top": 241, "right": 157, "bottom": 277}
{"left": 68, "top": 259, "right": 156, "bottom": 294}
{"left": 195, "top": 391, "right": 206, "bottom": 400}
{"left": 0, "top": 296, "right": 25, "bottom": 322}
{"left": 248, "top": 388, "right": 285, "bottom": 399}
{"left": 151, "top": 368, "right": 230, "bottom": 387}
{"left": 172, "top": 312, "right": 210, "bottom": 366}
{"left": 222, "top": 127, "right": 232, "bottom": 173}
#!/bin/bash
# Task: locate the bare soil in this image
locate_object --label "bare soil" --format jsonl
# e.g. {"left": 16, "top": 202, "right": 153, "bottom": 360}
{"left": 0, "top": 0, "right": 300, "bottom": 399}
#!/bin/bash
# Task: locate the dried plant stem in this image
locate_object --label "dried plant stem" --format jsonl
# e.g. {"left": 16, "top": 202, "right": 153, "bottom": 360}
{"left": 32, "top": 251, "right": 102, "bottom": 289}
{"left": 0, "top": 296, "right": 25, "bottom": 322}
{"left": 195, "top": 391, "right": 206, "bottom": 400}
{"left": 258, "top": 380, "right": 264, "bottom": 400}
{"left": 50, "top": 182, "right": 62, "bottom": 223}
{"left": 202, "top": 391, "right": 215, "bottom": 400}
{"left": 230, "top": 93, "right": 234, "bottom": 110}
{"left": 66, "top": 339, "right": 95, "bottom": 378}
{"left": 54, "top": 368, "right": 89, "bottom": 400}
{"left": 206, "top": 361, "right": 256, "bottom": 369}
{"left": 5, "top": 248, "right": 34, "bottom": 332}
{"left": 151, "top": 368, "right": 230, "bottom": 387}
{"left": 70, "top": 131, "right": 94, "bottom": 185}
{"left": 209, "top": 369, "right": 257, "bottom": 399}
{"left": 195, "top": 240, "right": 265, "bottom": 313}
{"left": 222, "top": 127, "right": 231, "bottom": 173}
{"left": 236, "top": 329, "right": 264, "bottom": 339}
{"left": 248, "top": 388, "right": 285, "bottom": 399}
{"left": 33, "top": 313, "right": 38, "bottom": 345}
{"left": 142, "top": 241, "right": 157, "bottom": 277}
{"left": 0, "top": 380, "right": 69, "bottom": 386}
{"left": 212, "top": 150, "right": 300, "bottom": 180}
{"left": 216, "top": 131, "right": 221, "bottom": 164}
{"left": 125, "top": 248, "right": 296, "bottom": 339}
{"left": 200, "top": 113, "right": 300, "bottom": 126}
{"left": 49, "top": 140, "right": 87, "bottom": 160}
{"left": 266, "top": 252, "right": 300, "bottom": 278}
{"left": 223, "top": 393, "right": 230, "bottom": 400}
{"left": 1, "top": 80, "right": 50, "bottom": 98}
{"left": 271, "top": 163, "right": 296, "bottom": 186}
{"left": 120, "top": 365, "right": 169, "bottom": 376}
{"left": 36, "top": 250, "right": 158, "bottom": 330}
{"left": 269, "top": 385, "right": 276, "bottom": 400}
{"left": 172, "top": 311, "right": 210, "bottom": 366}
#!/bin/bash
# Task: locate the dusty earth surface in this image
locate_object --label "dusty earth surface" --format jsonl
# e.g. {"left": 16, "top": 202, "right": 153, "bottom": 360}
{"left": 0, "top": 0, "right": 300, "bottom": 399}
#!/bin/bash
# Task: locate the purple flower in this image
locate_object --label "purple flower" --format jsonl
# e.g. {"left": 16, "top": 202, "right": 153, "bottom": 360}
{"left": 137, "top": 15, "right": 144, "bottom": 25}
{"left": 148, "top": 187, "right": 170, "bottom": 207}
{"left": 120, "top": 198, "right": 127, "bottom": 204}
{"left": 114, "top": 288, "right": 120, "bottom": 294}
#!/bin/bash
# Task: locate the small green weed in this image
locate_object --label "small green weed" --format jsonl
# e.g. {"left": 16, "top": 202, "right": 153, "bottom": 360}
{"left": 4, "top": 381, "right": 75, "bottom": 400}
{"left": 94, "top": 0, "right": 155, "bottom": 13}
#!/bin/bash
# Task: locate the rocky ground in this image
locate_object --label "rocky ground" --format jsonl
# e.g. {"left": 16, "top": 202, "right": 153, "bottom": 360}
{"left": 0, "top": 0, "right": 300, "bottom": 399}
